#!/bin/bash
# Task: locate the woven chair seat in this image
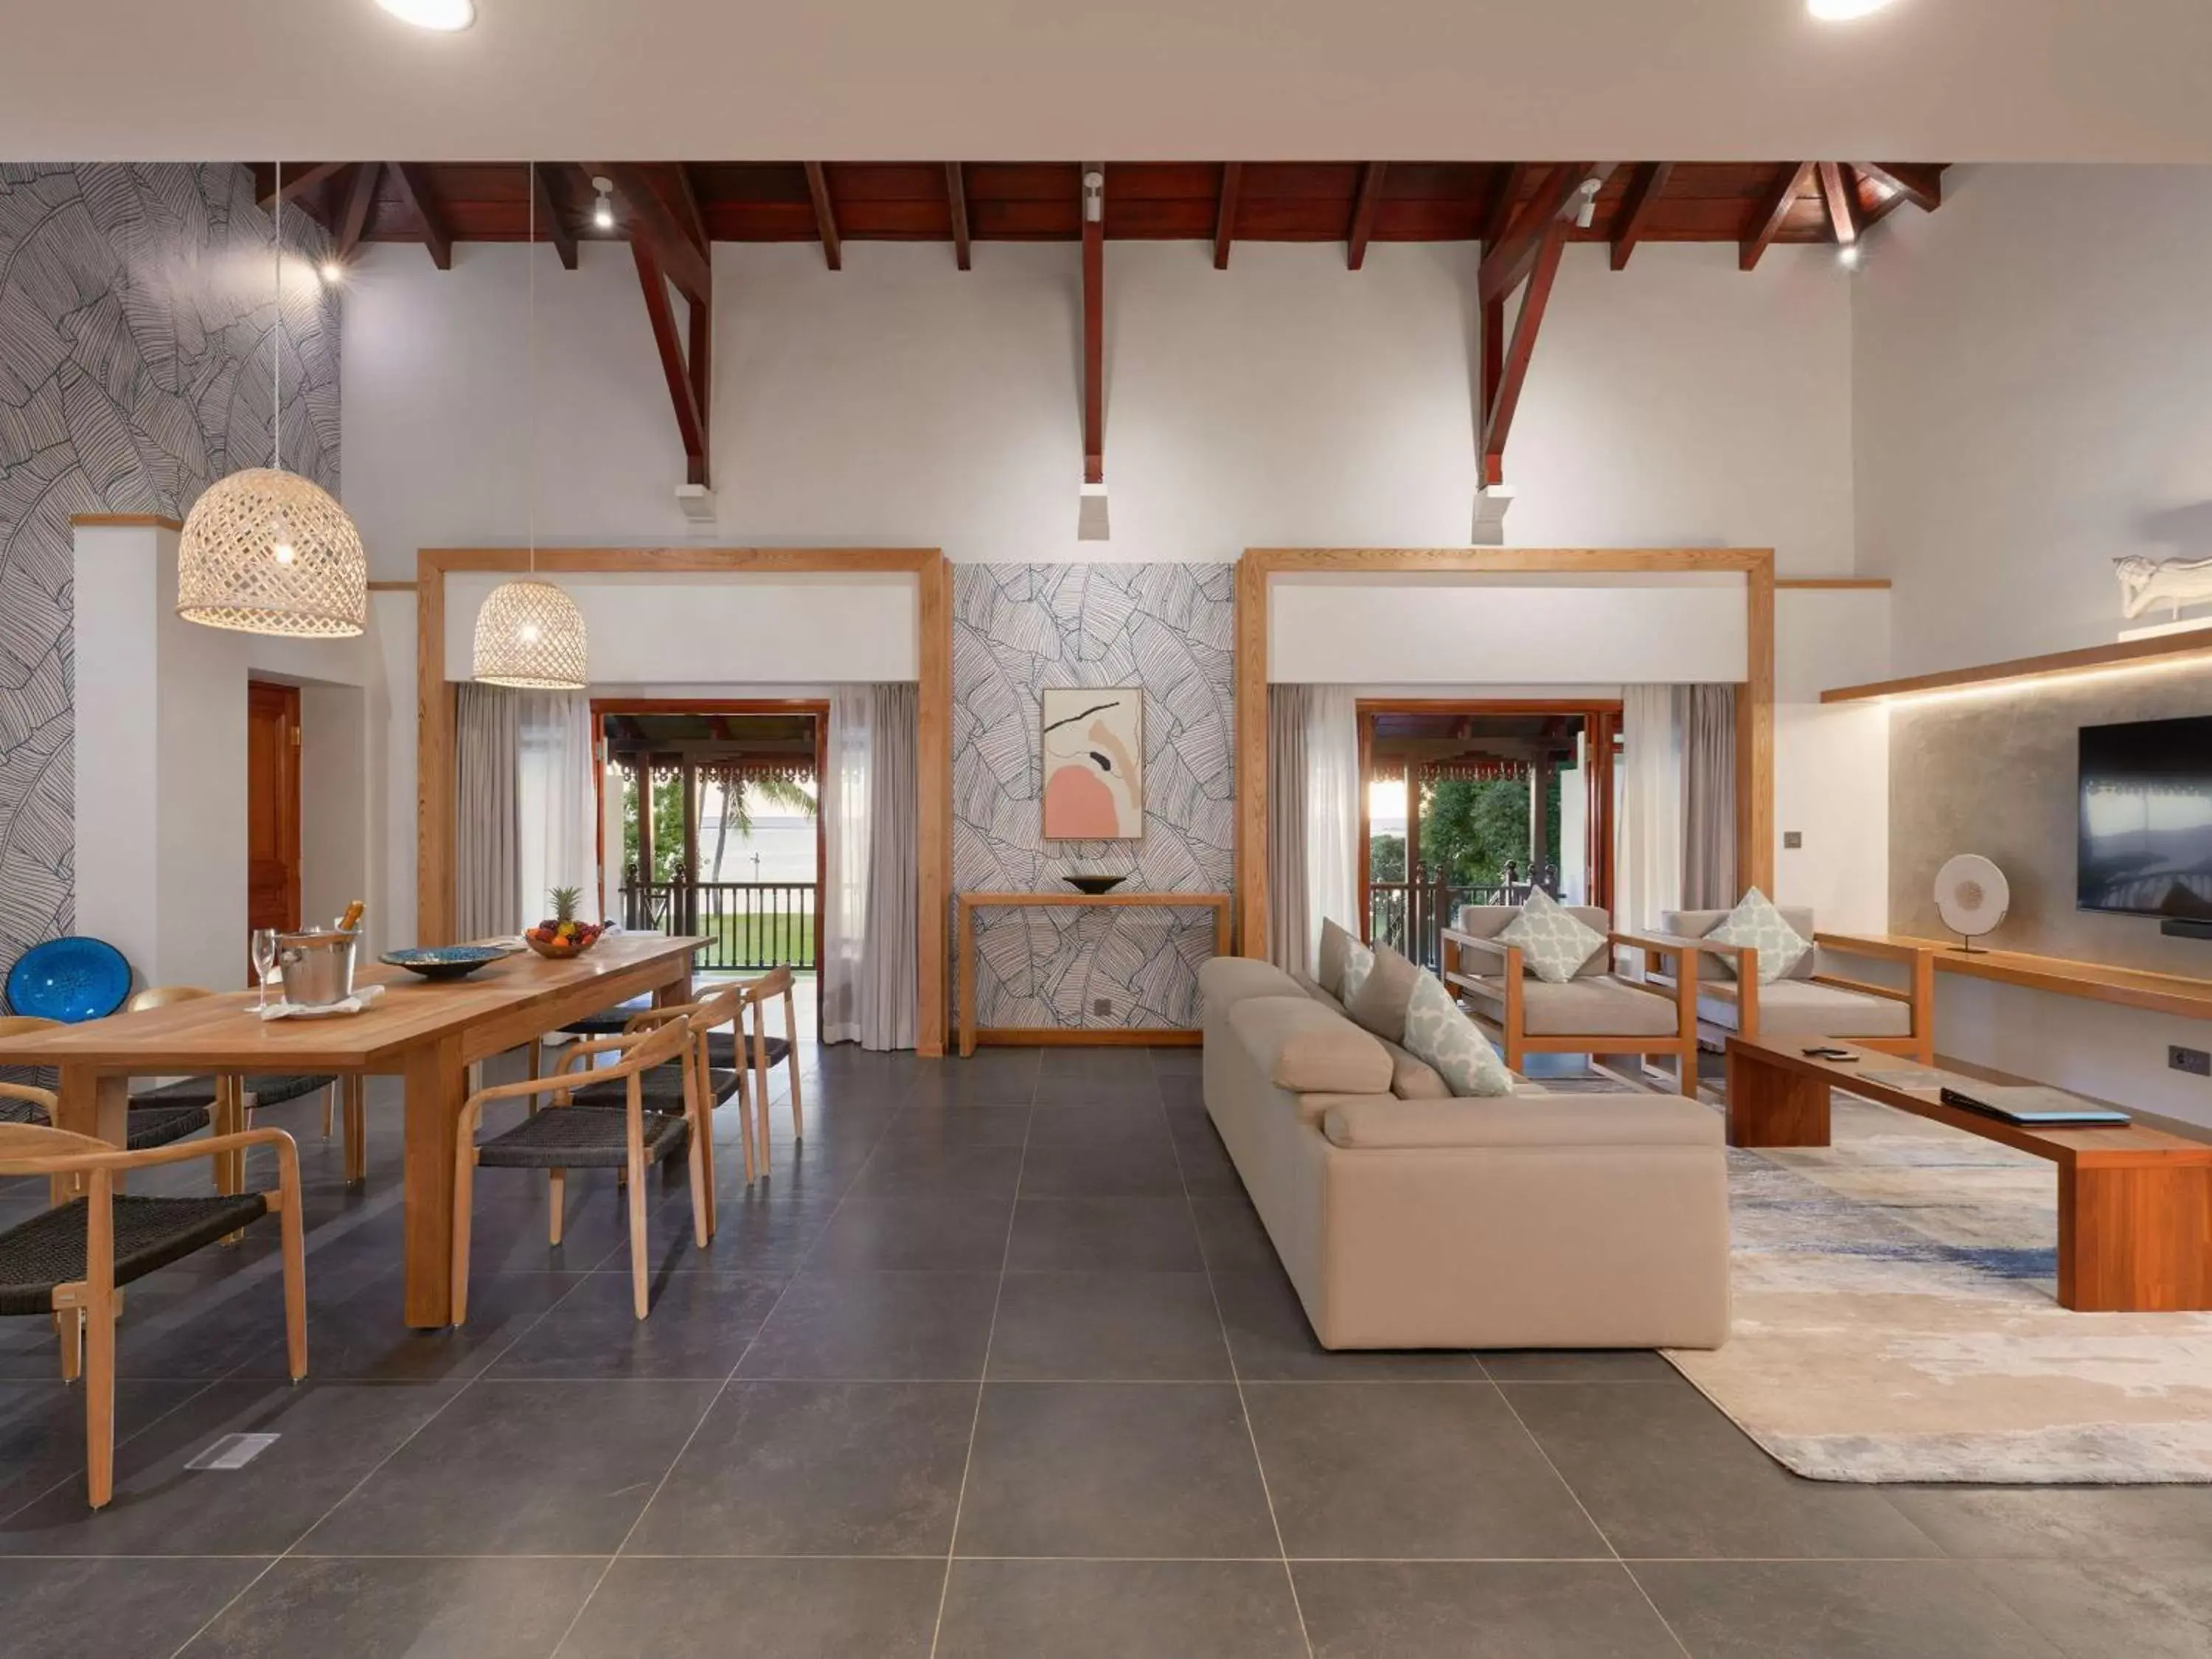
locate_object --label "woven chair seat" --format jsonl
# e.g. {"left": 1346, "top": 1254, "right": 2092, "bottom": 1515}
{"left": 0, "top": 1194, "right": 271, "bottom": 1316}
{"left": 132, "top": 1074, "right": 332, "bottom": 1110}
{"left": 707, "top": 1032, "right": 789, "bottom": 1068}
{"left": 566, "top": 1066, "right": 741, "bottom": 1110}
{"left": 475, "top": 1105, "right": 690, "bottom": 1170}
{"left": 125, "top": 1104, "right": 212, "bottom": 1150}
{"left": 557, "top": 998, "right": 653, "bottom": 1037}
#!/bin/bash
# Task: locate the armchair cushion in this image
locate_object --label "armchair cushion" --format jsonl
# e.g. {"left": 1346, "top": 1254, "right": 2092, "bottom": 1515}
{"left": 1399, "top": 970, "right": 1514, "bottom": 1096}
{"left": 1498, "top": 889, "right": 1610, "bottom": 984}
{"left": 1665, "top": 900, "right": 1818, "bottom": 984}
{"left": 1453, "top": 973, "right": 1683, "bottom": 1039}
{"left": 1694, "top": 978, "right": 1912, "bottom": 1039}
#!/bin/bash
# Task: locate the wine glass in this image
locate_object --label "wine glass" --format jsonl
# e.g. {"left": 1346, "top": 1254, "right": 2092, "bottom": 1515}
{"left": 251, "top": 928, "right": 279, "bottom": 1011}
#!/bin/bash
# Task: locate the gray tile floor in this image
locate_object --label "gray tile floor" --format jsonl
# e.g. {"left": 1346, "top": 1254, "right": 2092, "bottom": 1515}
{"left": 3, "top": 1043, "right": 2211, "bottom": 1657}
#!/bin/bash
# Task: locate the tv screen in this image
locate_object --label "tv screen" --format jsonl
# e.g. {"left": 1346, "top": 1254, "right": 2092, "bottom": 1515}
{"left": 2078, "top": 714, "right": 2212, "bottom": 919}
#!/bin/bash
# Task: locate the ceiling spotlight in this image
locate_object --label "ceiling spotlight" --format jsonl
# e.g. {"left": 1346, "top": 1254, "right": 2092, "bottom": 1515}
{"left": 319, "top": 260, "right": 344, "bottom": 285}
{"left": 1082, "top": 170, "right": 1105, "bottom": 224}
{"left": 1838, "top": 244, "right": 1861, "bottom": 268}
{"left": 1572, "top": 178, "right": 1603, "bottom": 229}
{"left": 376, "top": 0, "right": 476, "bottom": 29}
{"left": 591, "top": 175, "right": 616, "bottom": 231}
{"left": 1807, "top": 0, "right": 1900, "bottom": 18}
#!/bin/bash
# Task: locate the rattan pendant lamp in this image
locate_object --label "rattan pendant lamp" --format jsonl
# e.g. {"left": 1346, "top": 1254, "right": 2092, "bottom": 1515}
{"left": 472, "top": 161, "right": 587, "bottom": 689}
{"left": 177, "top": 162, "right": 366, "bottom": 639}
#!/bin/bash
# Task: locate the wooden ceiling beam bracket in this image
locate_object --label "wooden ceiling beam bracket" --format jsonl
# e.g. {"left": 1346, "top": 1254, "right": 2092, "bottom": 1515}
{"left": 1481, "top": 216, "right": 1570, "bottom": 486}
{"left": 258, "top": 161, "right": 347, "bottom": 208}
{"left": 1082, "top": 164, "right": 1105, "bottom": 484}
{"left": 945, "top": 163, "right": 972, "bottom": 269}
{"left": 631, "top": 237, "right": 711, "bottom": 488}
{"left": 388, "top": 163, "right": 453, "bottom": 270}
{"left": 534, "top": 161, "right": 578, "bottom": 271}
{"left": 1858, "top": 162, "right": 1943, "bottom": 213}
{"left": 1479, "top": 163, "right": 1526, "bottom": 249}
{"left": 1346, "top": 161, "right": 1386, "bottom": 271}
{"left": 597, "top": 162, "right": 712, "bottom": 304}
{"left": 1479, "top": 163, "right": 1603, "bottom": 304}
{"left": 1609, "top": 161, "right": 1672, "bottom": 270}
{"left": 1739, "top": 161, "right": 1812, "bottom": 271}
{"left": 803, "top": 162, "right": 843, "bottom": 271}
{"left": 1214, "top": 161, "right": 1242, "bottom": 270}
{"left": 1818, "top": 161, "right": 1860, "bottom": 247}
{"left": 335, "top": 162, "right": 380, "bottom": 261}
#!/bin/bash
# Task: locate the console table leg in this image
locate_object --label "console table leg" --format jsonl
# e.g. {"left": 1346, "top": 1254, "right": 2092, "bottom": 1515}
{"left": 1725, "top": 1048, "right": 1832, "bottom": 1147}
{"left": 2059, "top": 1162, "right": 2212, "bottom": 1312}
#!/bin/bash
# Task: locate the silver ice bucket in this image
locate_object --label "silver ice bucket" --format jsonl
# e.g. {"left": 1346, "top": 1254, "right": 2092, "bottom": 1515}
{"left": 277, "top": 928, "right": 358, "bottom": 1008}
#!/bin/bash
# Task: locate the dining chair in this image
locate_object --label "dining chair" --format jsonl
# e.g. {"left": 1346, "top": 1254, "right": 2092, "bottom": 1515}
{"left": 593, "top": 984, "right": 750, "bottom": 1192}
{"left": 0, "top": 1117, "right": 306, "bottom": 1509}
{"left": 451, "top": 1003, "right": 721, "bottom": 1324}
{"left": 122, "top": 987, "right": 352, "bottom": 1189}
{"left": 731, "top": 967, "right": 806, "bottom": 1172}
{"left": 0, "top": 1015, "right": 219, "bottom": 1154}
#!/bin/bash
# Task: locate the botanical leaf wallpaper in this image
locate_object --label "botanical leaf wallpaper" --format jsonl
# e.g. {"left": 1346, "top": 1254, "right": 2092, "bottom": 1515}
{"left": 0, "top": 164, "right": 338, "bottom": 1004}
{"left": 953, "top": 563, "right": 1235, "bottom": 1029}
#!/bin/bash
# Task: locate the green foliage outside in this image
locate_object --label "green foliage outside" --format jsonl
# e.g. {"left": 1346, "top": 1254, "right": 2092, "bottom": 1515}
{"left": 621, "top": 773, "right": 817, "bottom": 885}
{"left": 1370, "top": 833, "right": 1406, "bottom": 883}
{"left": 1368, "top": 771, "right": 1568, "bottom": 891}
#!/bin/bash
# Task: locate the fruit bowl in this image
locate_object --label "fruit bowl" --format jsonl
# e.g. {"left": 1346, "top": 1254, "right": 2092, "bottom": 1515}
{"left": 524, "top": 922, "right": 606, "bottom": 960}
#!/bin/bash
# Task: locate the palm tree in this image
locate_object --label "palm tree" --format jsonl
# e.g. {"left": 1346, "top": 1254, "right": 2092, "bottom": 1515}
{"left": 706, "top": 773, "right": 816, "bottom": 883}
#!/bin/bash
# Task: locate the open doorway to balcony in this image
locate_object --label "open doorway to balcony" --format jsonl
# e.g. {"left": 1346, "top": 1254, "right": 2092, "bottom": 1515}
{"left": 1358, "top": 699, "right": 1620, "bottom": 969}
{"left": 595, "top": 698, "right": 827, "bottom": 1027}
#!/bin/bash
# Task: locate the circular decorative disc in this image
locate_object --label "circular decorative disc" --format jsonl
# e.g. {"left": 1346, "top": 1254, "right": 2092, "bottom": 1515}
{"left": 1935, "top": 854, "right": 2010, "bottom": 939}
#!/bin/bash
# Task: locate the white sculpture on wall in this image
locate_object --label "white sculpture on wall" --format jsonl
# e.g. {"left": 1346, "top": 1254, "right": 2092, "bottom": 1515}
{"left": 2114, "top": 554, "right": 2212, "bottom": 620}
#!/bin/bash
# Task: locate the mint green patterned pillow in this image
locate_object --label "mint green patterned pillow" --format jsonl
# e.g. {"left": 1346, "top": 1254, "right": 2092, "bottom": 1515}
{"left": 1705, "top": 887, "right": 1811, "bottom": 985}
{"left": 1339, "top": 938, "right": 1377, "bottom": 1006}
{"left": 1496, "top": 888, "right": 1607, "bottom": 985}
{"left": 1402, "top": 971, "right": 1515, "bottom": 1096}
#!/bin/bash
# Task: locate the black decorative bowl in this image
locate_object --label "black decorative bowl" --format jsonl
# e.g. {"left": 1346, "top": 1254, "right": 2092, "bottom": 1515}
{"left": 1063, "top": 874, "right": 1127, "bottom": 896}
{"left": 380, "top": 945, "right": 507, "bottom": 981}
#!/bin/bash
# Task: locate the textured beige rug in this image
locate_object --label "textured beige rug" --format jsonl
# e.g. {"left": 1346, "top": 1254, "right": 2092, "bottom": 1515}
{"left": 1666, "top": 1092, "right": 2212, "bottom": 1484}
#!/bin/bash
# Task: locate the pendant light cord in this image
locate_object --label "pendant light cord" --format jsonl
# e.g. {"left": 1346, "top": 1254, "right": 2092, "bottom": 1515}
{"left": 272, "top": 159, "right": 282, "bottom": 474}
{"left": 527, "top": 161, "right": 537, "bottom": 577}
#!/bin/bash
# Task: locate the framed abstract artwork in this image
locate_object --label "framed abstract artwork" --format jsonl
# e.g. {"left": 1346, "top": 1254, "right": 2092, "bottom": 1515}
{"left": 1041, "top": 688, "right": 1144, "bottom": 839}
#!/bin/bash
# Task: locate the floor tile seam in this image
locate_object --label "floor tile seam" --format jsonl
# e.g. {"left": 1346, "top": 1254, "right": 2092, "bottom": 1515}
{"left": 1487, "top": 1375, "right": 1698, "bottom": 1659}
{"left": 545, "top": 1061, "right": 911, "bottom": 1655}
{"left": 1161, "top": 1070, "right": 1317, "bottom": 1659}
{"left": 0, "top": 1375, "right": 225, "bottom": 1529}
{"left": 923, "top": 1073, "right": 1037, "bottom": 1659}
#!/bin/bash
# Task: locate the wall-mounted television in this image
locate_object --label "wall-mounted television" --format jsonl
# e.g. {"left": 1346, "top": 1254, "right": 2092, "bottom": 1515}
{"left": 2078, "top": 714, "right": 2212, "bottom": 919}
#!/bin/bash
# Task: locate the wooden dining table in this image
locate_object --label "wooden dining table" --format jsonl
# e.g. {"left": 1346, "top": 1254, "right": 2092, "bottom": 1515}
{"left": 0, "top": 933, "right": 707, "bottom": 1328}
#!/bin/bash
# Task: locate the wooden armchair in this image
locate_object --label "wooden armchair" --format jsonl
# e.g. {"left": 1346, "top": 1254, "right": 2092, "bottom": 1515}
{"left": 0, "top": 1115, "right": 305, "bottom": 1509}
{"left": 1441, "top": 915, "right": 1702, "bottom": 1090}
{"left": 1655, "top": 914, "right": 1935, "bottom": 1065}
{"left": 609, "top": 970, "right": 803, "bottom": 1182}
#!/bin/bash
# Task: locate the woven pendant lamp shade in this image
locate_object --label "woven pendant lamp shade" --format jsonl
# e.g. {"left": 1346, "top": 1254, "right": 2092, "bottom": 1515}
{"left": 472, "top": 578, "right": 588, "bottom": 688}
{"left": 175, "top": 468, "right": 367, "bottom": 637}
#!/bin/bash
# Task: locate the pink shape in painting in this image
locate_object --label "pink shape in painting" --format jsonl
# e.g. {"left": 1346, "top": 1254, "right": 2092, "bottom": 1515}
{"left": 1044, "top": 765, "right": 1121, "bottom": 838}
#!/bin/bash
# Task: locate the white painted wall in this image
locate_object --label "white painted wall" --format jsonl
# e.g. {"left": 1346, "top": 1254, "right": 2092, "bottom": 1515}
{"left": 1773, "top": 588, "right": 1892, "bottom": 932}
{"left": 1854, "top": 165, "right": 2212, "bottom": 678}
{"left": 341, "top": 237, "right": 1856, "bottom": 577}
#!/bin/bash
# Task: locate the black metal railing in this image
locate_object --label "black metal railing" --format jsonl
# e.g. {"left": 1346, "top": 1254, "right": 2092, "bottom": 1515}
{"left": 620, "top": 880, "right": 817, "bottom": 971}
{"left": 1365, "top": 866, "right": 1554, "bottom": 969}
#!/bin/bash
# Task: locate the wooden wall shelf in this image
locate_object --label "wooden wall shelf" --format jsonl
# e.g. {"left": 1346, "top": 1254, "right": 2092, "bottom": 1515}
{"left": 1831, "top": 933, "right": 2212, "bottom": 1023}
{"left": 1822, "top": 629, "right": 2212, "bottom": 704}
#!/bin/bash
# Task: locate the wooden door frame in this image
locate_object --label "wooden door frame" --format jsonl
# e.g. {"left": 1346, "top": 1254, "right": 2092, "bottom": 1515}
{"left": 1354, "top": 696, "right": 1624, "bottom": 941}
{"left": 1235, "top": 547, "right": 1774, "bottom": 959}
{"left": 588, "top": 695, "right": 832, "bottom": 1001}
{"left": 246, "top": 679, "right": 304, "bottom": 946}
{"left": 417, "top": 548, "right": 952, "bottom": 1056}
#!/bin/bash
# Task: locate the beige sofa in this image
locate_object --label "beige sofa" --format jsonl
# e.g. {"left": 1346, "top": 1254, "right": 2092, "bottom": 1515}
{"left": 1201, "top": 956, "right": 1731, "bottom": 1351}
{"left": 1658, "top": 907, "right": 1934, "bottom": 1063}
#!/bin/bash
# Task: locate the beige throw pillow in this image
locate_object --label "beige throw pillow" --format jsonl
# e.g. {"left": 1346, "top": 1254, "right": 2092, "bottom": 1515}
{"left": 1705, "top": 887, "right": 1811, "bottom": 985}
{"left": 1317, "top": 918, "right": 1356, "bottom": 998}
{"left": 1338, "top": 936, "right": 1376, "bottom": 1006}
{"left": 1347, "top": 942, "right": 1422, "bottom": 1046}
{"left": 1401, "top": 970, "right": 1515, "bottom": 1096}
{"left": 1498, "top": 888, "right": 1607, "bottom": 985}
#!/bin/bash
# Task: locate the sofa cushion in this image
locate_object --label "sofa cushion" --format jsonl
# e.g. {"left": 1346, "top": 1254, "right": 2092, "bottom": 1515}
{"left": 1694, "top": 977, "right": 1912, "bottom": 1039}
{"left": 1665, "top": 902, "right": 1818, "bottom": 984}
{"left": 1199, "top": 956, "right": 1308, "bottom": 1015}
{"left": 1319, "top": 1092, "right": 1723, "bottom": 1150}
{"left": 1298, "top": 968, "right": 1450, "bottom": 1096}
{"left": 1338, "top": 936, "right": 1377, "bottom": 1006}
{"left": 1347, "top": 942, "right": 1422, "bottom": 1044}
{"left": 1317, "top": 918, "right": 1357, "bottom": 998}
{"left": 1400, "top": 970, "right": 1514, "bottom": 1096}
{"left": 1702, "top": 888, "right": 1811, "bottom": 984}
{"left": 1228, "top": 996, "right": 1394, "bottom": 1096}
{"left": 1498, "top": 889, "right": 1610, "bottom": 984}
{"left": 1455, "top": 903, "right": 1613, "bottom": 979}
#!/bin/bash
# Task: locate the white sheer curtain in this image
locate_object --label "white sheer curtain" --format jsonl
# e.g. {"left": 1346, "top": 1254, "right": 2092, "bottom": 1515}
{"left": 1617, "top": 684, "right": 1684, "bottom": 945}
{"left": 516, "top": 692, "right": 599, "bottom": 926}
{"left": 821, "top": 686, "right": 872, "bottom": 1046}
{"left": 1304, "top": 686, "right": 1360, "bottom": 970}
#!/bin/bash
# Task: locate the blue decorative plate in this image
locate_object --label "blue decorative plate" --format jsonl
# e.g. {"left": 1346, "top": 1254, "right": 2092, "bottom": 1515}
{"left": 380, "top": 945, "right": 507, "bottom": 982}
{"left": 7, "top": 936, "right": 131, "bottom": 1023}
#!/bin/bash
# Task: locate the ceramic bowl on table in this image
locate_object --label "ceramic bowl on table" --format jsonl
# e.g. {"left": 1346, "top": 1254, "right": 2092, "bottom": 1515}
{"left": 1062, "top": 874, "right": 1127, "bottom": 896}
{"left": 5, "top": 936, "right": 131, "bottom": 1023}
{"left": 380, "top": 945, "right": 507, "bottom": 982}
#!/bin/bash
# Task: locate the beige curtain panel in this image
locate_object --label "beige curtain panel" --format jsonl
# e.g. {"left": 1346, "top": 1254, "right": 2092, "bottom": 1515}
{"left": 453, "top": 682, "right": 521, "bottom": 940}
{"left": 1679, "top": 683, "right": 1738, "bottom": 910}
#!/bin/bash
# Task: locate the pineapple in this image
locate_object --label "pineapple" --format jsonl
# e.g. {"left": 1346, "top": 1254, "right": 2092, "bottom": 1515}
{"left": 548, "top": 886, "right": 583, "bottom": 939}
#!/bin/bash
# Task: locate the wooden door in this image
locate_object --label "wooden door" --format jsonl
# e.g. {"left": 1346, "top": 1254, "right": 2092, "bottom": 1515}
{"left": 246, "top": 681, "right": 302, "bottom": 957}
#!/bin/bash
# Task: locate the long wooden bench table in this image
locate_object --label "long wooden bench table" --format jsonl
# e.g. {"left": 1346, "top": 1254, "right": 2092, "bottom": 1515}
{"left": 0, "top": 933, "right": 706, "bottom": 1328}
{"left": 1725, "top": 1033, "right": 2212, "bottom": 1312}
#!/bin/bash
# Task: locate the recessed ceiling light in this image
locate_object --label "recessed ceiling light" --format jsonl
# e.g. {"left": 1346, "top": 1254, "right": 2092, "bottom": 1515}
{"left": 1837, "top": 245, "right": 1861, "bottom": 268}
{"left": 319, "top": 260, "right": 344, "bottom": 284}
{"left": 1808, "top": 0, "right": 1900, "bottom": 18}
{"left": 376, "top": 0, "right": 476, "bottom": 32}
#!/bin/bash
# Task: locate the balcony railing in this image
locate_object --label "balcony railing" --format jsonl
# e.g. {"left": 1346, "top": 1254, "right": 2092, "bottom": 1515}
{"left": 1365, "top": 874, "right": 1538, "bottom": 970}
{"left": 619, "top": 880, "right": 817, "bottom": 972}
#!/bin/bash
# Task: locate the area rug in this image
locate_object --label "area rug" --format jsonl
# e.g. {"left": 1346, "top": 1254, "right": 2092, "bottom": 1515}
{"left": 1663, "top": 1091, "right": 2212, "bottom": 1485}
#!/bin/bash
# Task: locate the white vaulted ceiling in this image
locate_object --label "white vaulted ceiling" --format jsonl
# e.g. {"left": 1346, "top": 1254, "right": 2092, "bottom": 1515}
{"left": 3, "top": 0, "right": 2209, "bottom": 164}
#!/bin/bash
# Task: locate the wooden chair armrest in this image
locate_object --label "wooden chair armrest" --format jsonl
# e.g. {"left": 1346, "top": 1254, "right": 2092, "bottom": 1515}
{"left": 552, "top": 1029, "right": 665, "bottom": 1074}
{"left": 0, "top": 1124, "right": 302, "bottom": 1181}
{"left": 622, "top": 1006, "right": 698, "bottom": 1030}
{"left": 1610, "top": 931, "right": 1690, "bottom": 961}
{"left": 1810, "top": 972, "right": 1916, "bottom": 1005}
{"left": 1440, "top": 929, "right": 1508, "bottom": 961}
{"left": 0, "top": 1080, "right": 58, "bottom": 1113}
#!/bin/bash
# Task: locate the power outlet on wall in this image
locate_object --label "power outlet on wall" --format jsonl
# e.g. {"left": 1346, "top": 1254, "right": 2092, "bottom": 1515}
{"left": 1093, "top": 998, "right": 1114, "bottom": 1017}
{"left": 2171, "top": 1045, "right": 2211, "bottom": 1078}
{"left": 1782, "top": 830, "right": 1804, "bottom": 849}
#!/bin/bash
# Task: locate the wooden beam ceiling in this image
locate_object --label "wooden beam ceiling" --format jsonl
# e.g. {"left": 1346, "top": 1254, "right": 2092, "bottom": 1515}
{"left": 1609, "top": 161, "right": 1672, "bottom": 270}
{"left": 534, "top": 161, "right": 578, "bottom": 270}
{"left": 258, "top": 161, "right": 347, "bottom": 209}
{"left": 334, "top": 162, "right": 380, "bottom": 261}
{"left": 1346, "top": 162, "right": 1386, "bottom": 271}
{"left": 1858, "top": 162, "right": 1942, "bottom": 214}
{"left": 945, "top": 163, "right": 972, "bottom": 269}
{"left": 1214, "top": 162, "right": 1241, "bottom": 270}
{"left": 1479, "top": 163, "right": 1604, "bottom": 305}
{"left": 387, "top": 163, "right": 452, "bottom": 269}
{"left": 632, "top": 236, "right": 711, "bottom": 487}
{"left": 1817, "top": 161, "right": 1860, "bottom": 248}
{"left": 804, "top": 161, "right": 842, "bottom": 270}
{"left": 1739, "top": 161, "right": 1813, "bottom": 270}
{"left": 598, "top": 163, "right": 711, "bottom": 302}
{"left": 1481, "top": 213, "right": 1571, "bottom": 487}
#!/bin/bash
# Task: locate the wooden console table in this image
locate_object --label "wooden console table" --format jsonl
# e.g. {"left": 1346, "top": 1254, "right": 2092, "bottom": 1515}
{"left": 1726, "top": 1034, "right": 2212, "bottom": 1312}
{"left": 956, "top": 891, "right": 1233, "bottom": 1057}
{"left": 1821, "top": 933, "right": 2212, "bottom": 1023}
